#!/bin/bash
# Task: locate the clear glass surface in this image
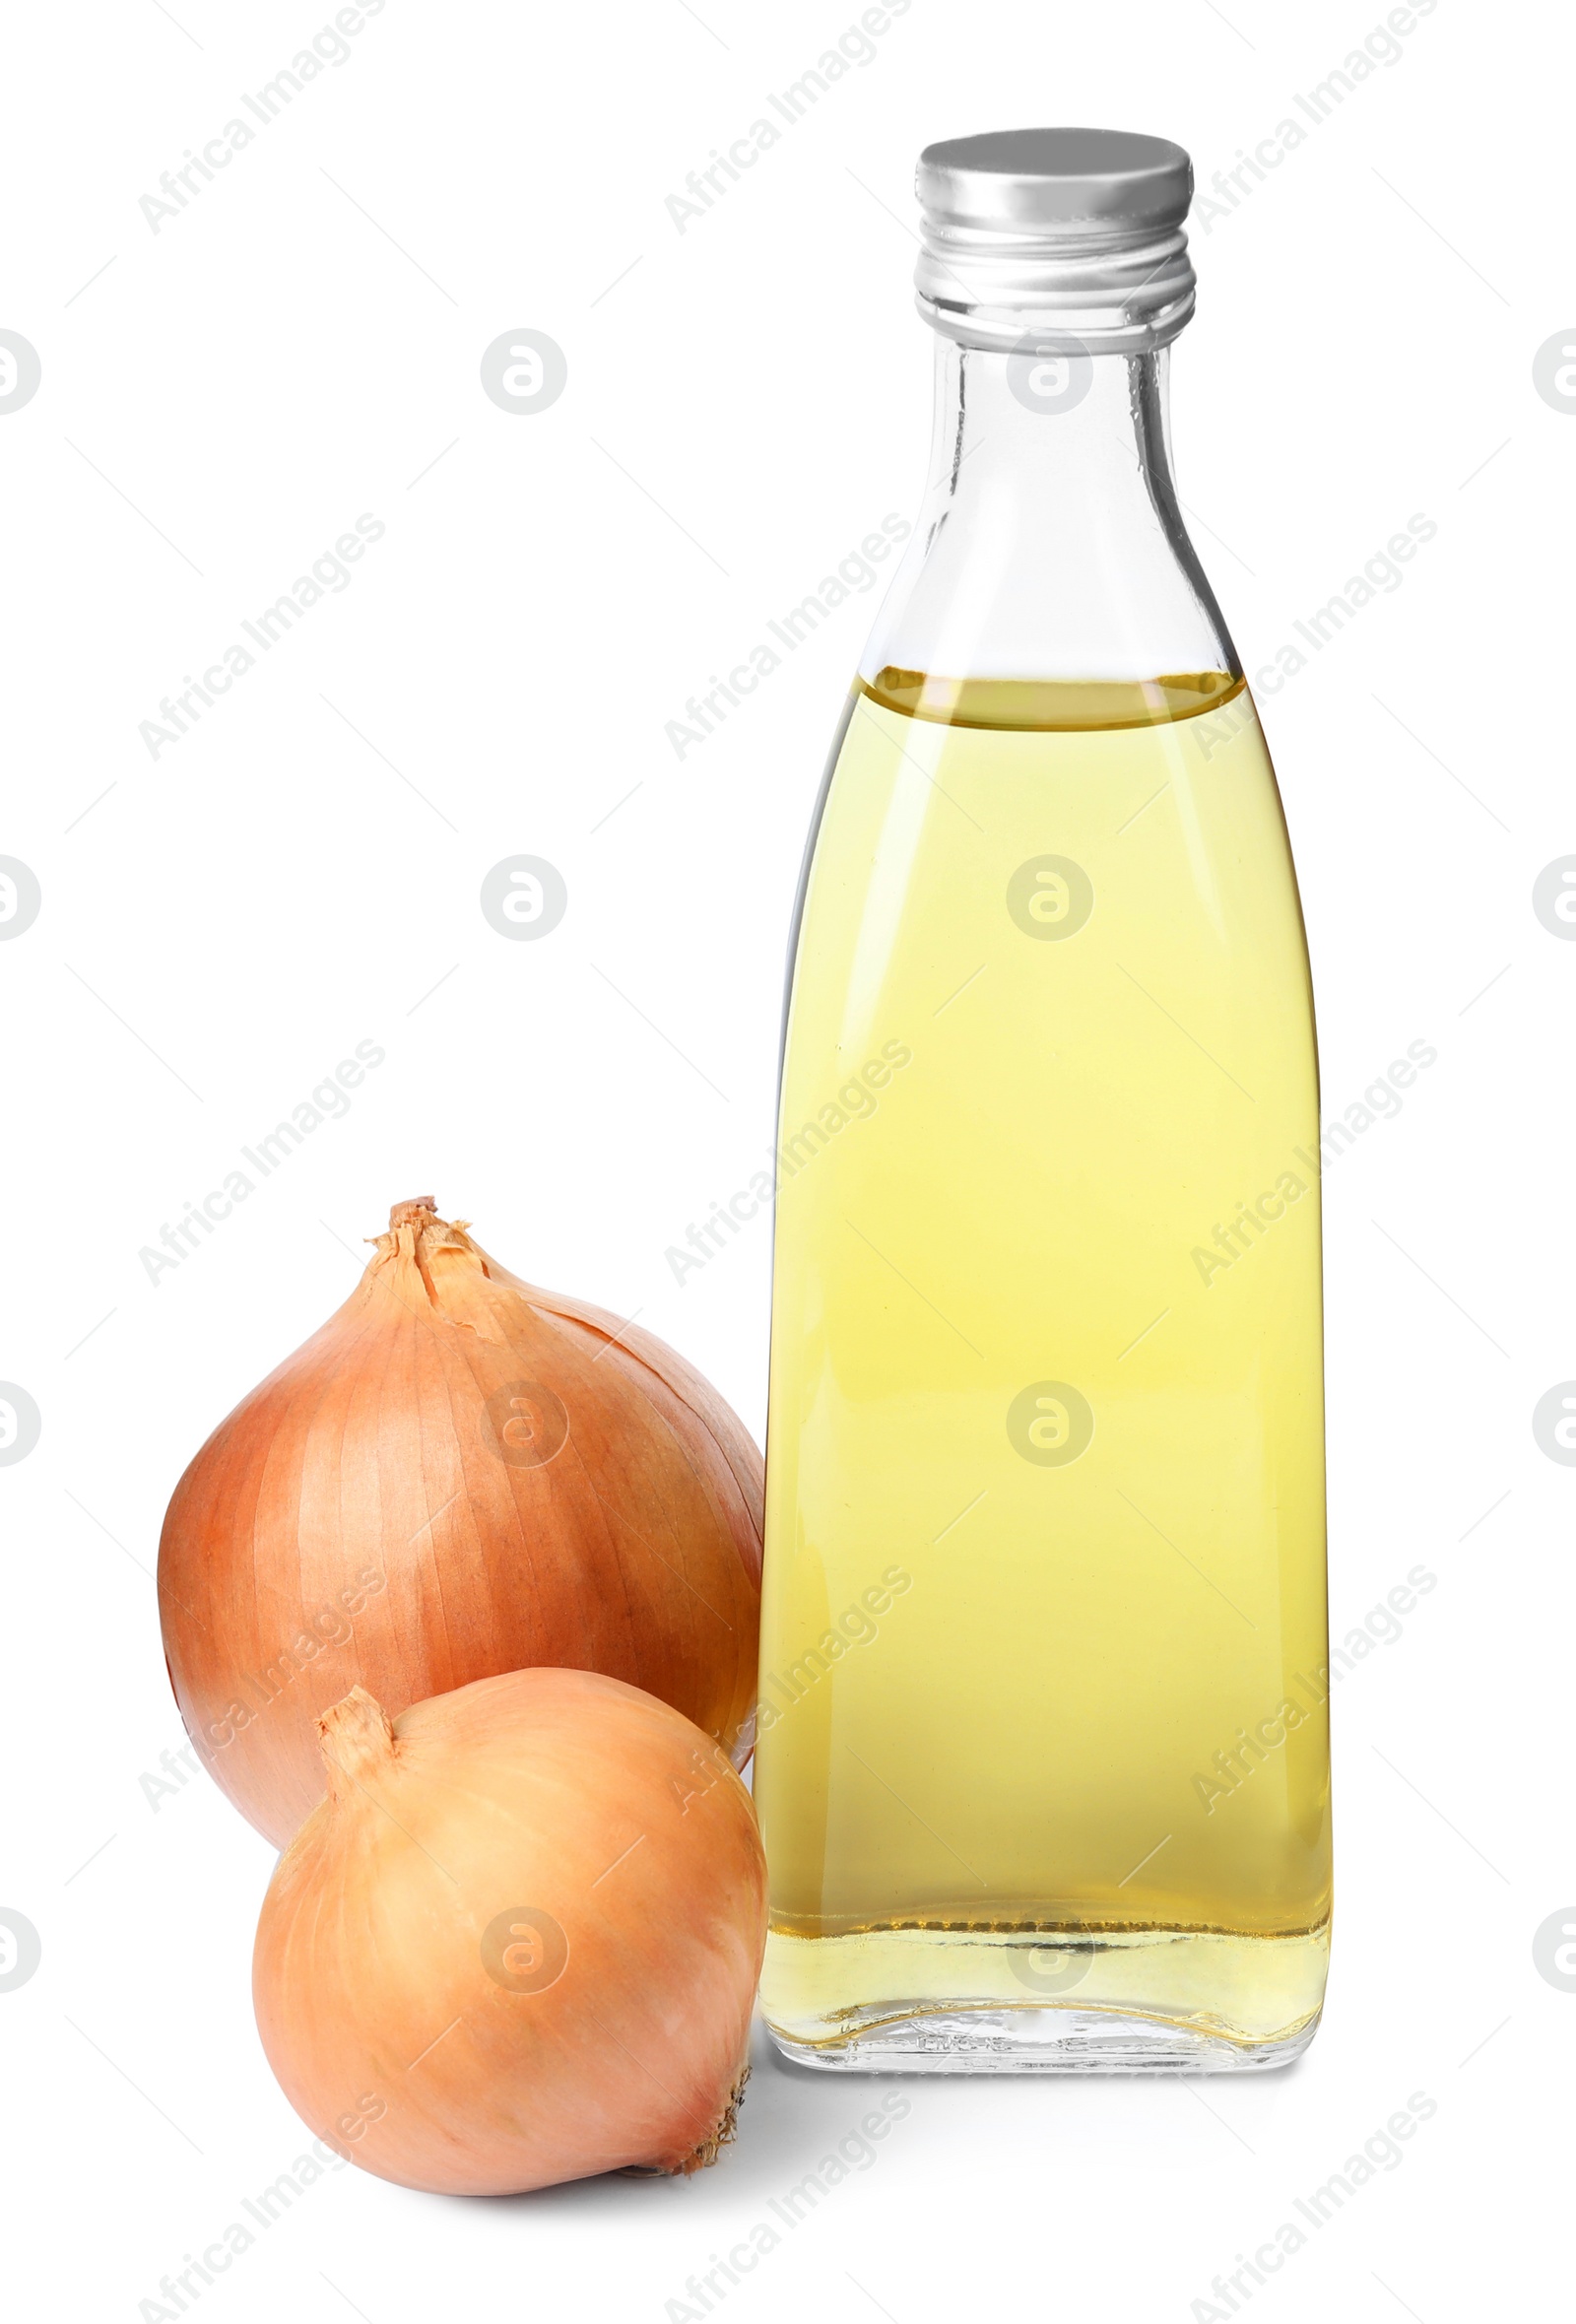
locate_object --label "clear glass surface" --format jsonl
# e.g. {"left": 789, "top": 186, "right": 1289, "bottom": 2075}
{"left": 757, "top": 336, "right": 1331, "bottom": 2072}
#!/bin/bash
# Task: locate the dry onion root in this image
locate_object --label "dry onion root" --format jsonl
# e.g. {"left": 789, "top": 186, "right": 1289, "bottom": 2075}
{"left": 252, "top": 1669, "right": 766, "bottom": 2195}
{"left": 158, "top": 1199, "right": 762, "bottom": 1847}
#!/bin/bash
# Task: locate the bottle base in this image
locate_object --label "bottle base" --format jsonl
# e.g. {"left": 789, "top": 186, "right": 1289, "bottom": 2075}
{"left": 766, "top": 2004, "right": 1320, "bottom": 2075}
{"left": 759, "top": 1920, "right": 1328, "bottom": 2074}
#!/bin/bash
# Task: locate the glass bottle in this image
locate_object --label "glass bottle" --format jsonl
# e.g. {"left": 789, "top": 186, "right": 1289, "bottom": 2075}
{"left": 755, "top": 128, "right": 1331, "bottom": 2071}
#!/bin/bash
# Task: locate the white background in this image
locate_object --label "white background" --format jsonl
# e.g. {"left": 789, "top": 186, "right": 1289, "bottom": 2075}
{"left": 0, "top": 0, "right": 1567, "bottom": 2316}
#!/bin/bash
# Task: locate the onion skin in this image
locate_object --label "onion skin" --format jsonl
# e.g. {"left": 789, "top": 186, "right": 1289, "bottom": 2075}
{"left": 159, "top": 1200, "right": 762, "bottom": 1848}
{"left": 252, "top": 1670, "right": 766, "bottom": 2195}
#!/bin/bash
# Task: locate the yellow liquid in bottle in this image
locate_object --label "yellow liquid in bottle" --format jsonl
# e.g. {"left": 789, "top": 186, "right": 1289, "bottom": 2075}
{"left": 756, "top": 670, "right": 1332, "bottom": 2069}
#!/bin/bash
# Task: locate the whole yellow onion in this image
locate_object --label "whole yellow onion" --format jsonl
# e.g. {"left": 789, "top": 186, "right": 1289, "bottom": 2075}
{"left": 252, "top": 1669, "right": 767, "bottom": 2194}
{"left": 159, "top": 1198, "right": 762, "bottom": 1847}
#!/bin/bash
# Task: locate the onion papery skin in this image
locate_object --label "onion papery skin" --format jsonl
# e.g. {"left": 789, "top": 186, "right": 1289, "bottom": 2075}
{"left": 252, "top": 1670, "right": 767, "bottom": 2194}
{"left": 159, "top": 1201, "right": 762, "bottom": 1847}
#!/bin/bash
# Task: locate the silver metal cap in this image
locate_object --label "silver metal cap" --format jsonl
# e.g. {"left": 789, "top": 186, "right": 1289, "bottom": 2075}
{"left": 914, "top": 127, "right": 1195, "bottom": 356}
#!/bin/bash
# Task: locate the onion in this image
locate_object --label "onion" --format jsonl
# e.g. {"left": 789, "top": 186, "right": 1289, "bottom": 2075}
{"left": 252, "top": 1669, "right": 766, "bottom": 2194}
{"left": 159, "top": 1199, "right": 762, "bottom": 1847}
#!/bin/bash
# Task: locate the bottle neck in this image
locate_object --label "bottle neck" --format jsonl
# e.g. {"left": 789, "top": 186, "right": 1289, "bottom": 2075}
{"left": 860, "top": 336, "right": 1239, "bottom": 703}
